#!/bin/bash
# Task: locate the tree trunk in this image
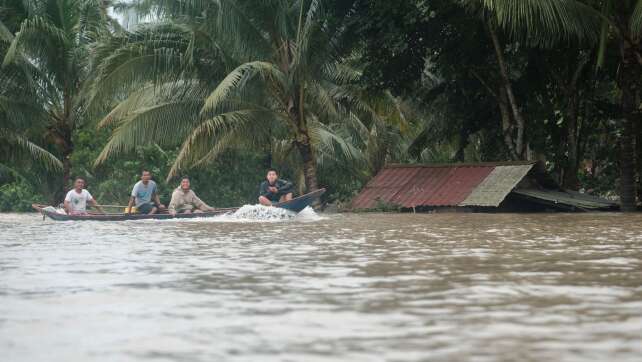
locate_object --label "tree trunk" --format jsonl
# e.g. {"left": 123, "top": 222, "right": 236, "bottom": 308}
{"left": 619, "top": 116, "right": 636, "bottom": 211}
{"left": 615, "top": 12, "right": 640, "bottom": 211}
{"left": 54, "top": 144, "right": 73, "bottom": 203}
{"left": 294, "top": 132, "right": 319, "bottom": 193}
{"left": 634, "top": 120, "right": 642, "bottom": 202}
{"left": 50, "top": 124, "right": 73, "bottom": 203}
{"left": 560, "top": 55, "right": 588, "bottom": 190}
{"left": 62, "top": 153, "right": 71, "bottom": 192}
{"left": 287, "top": 86, "right": 319, "bottom": 193}
{"left": 563, "top": 94, "right": 580, "bottom": 190}
{"left": 498, "top": 88, "right": 519, "bottom": 160}
{"left": 453, "top": 129, "right": 469, "bottom": 162}
{"left": 488, "top": 23, "right": 526, "bottom": 159}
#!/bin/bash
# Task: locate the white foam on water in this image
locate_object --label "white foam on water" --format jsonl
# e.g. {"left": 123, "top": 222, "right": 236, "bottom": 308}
{"left": 221, "top": 204, "right": 298, "bottom": 222}
{"left": 294, "top": 206, "right": 325, "bottom": 222}
{"left": 159, "top": 205, "right": 324, "bottom": 223}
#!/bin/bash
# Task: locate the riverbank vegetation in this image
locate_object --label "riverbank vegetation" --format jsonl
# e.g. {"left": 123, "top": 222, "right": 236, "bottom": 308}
{"left": 1, "top": 0, "right": 641, "bottom": 211}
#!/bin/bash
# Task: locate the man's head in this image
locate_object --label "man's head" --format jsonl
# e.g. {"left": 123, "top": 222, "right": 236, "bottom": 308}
{"left": 266, "top": 168, "right": 278, "bottom": 184}
{"left": 141, "top": 170, "right": 152, "bottom": 183}
{"left": 73, "top": 177, "right": 85, "bottom": 190}
{"left": 180, "top": 176, "right": 191, "bottom": 191}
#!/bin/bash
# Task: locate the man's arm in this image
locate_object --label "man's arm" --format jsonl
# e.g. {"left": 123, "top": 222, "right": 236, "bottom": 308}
{"left": 127, "top": 196, "right": 135, "bottom": 213}
{"left": 193, "top": 194, "right": 214, "bottom": 211}
{"left": 63, "top": 200, "right": 71, "bottom": 214}
{"left": 153, "top": 193, "right": 165, "bottom": 208}
{"left": 90, "top": 199, "right": 105, "bottom": 214}
{"left": 278, "top": 179, "right": 294, "bottom": 194}
{"left": 127, "top": 184, "right": 138, "bottom": 213}
{"left": 168, "top": 191, "right": 179, "bottom": 215}
{"left": 258, "top": 182, "right": 273, "bottom": 206}
{"left": 259, "top": 182, "right": 271, "bottom": 197}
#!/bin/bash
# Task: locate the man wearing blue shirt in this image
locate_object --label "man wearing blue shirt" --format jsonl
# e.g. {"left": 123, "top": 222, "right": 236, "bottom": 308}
{"left": 127, "top": 170, "right": 165, "bottom": 214}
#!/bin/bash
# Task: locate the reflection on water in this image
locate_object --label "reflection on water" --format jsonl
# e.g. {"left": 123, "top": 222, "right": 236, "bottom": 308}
{"left": 1, "top": 211, "right": 642, "bottom": 362}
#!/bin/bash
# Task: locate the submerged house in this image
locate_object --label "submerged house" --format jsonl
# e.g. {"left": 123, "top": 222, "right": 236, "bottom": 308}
{"left": 351, "top": 161, "right": 617, "bottom": 212}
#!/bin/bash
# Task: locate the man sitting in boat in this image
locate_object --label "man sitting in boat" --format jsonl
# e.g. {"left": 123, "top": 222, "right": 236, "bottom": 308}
{"left": 168, "top": 176, "right": 215, "bottom": 215}
{"left": 258, "top": 168, "right": 294, "bottom": 206}
{"left": 64, "top": 177, "right": 105, "bottom": 215}
{"left": 126, "top": 170, "right": 165, "bottom": 214}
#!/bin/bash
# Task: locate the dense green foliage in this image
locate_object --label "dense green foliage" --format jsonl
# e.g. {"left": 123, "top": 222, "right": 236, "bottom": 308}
{"left": 1, "top": 0, "right": 642, "bottom": 211}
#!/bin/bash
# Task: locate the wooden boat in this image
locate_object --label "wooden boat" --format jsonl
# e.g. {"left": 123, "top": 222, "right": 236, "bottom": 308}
{"left": 33, "top": 188, "right": 325, "bottom": 221}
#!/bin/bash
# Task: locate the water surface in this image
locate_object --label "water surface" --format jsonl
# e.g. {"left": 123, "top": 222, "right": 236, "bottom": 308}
{"left": 1, "top": 211, "right": 642, "bottom": 361}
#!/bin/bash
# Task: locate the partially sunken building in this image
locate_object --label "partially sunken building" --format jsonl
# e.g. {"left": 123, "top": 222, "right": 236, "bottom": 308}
{"left": 351, "top": 162, "right": 617, "bottom": 212}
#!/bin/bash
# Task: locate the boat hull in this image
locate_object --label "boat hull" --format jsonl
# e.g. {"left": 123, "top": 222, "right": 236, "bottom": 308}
{"left": 33, "top": 189, "right": 325, "bottom": 221}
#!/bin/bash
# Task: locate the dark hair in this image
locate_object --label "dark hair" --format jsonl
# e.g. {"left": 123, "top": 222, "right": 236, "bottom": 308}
{"left": 141, "top": 169, "right": 151, "bottom": 175}
{"left": 267, "top": 168, "right": 278, "bottom": 175}
{"left": 74, "top": 177, "right": 86, "bottom": 183}
{"left": 181, "top": 176, "right": 190, "bottom": 182}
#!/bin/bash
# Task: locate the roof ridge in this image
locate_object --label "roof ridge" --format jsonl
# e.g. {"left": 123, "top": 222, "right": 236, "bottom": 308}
{"left": 385, "top": 161, "right": 537, "bottom": 168}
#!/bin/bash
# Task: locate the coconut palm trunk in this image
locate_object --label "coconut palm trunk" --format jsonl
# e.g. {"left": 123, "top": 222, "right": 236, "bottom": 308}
{"left": 294, "top": 131, "right": 319, "bottom": 192}
{"left": 50, "top": 117, "right": 74, "bottom": 199}
{"left": 286, "top": 88, "right": 319, "bottom": 192}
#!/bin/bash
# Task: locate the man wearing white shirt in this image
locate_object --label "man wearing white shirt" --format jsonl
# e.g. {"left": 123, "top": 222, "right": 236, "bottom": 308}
{"left": 64, "top": 178, "right": 105, "bottom": 215}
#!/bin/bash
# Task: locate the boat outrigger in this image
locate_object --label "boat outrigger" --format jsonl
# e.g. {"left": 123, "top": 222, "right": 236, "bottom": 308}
{"left": 33, "top": 189, "right": 325, "bottom": 221}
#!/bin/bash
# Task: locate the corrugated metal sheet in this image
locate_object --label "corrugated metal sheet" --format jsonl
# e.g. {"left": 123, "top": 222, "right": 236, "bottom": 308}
{"left": 390, "top": 166, "right": 493, "bottom": 207}
{"left": 350, "top": 167, "right": 420, "bottom": 209}
{"left": 352, "top": 163, "right": 536, "bottom": 209}
{"left": 512, "top": 189, "right": 618, "bottom": 210}
{"left": 460, "top": 164, "right": 534, "bottom": 206}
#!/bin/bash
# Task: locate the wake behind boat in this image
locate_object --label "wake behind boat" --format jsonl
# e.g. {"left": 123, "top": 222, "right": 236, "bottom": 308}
{"left": 33, "top": 189, "right": 325, "bottom": 222}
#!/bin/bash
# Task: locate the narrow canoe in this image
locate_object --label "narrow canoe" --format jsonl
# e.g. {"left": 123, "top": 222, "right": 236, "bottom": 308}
{"left": 33, "top": 188, "right": 325, "bottom": 222}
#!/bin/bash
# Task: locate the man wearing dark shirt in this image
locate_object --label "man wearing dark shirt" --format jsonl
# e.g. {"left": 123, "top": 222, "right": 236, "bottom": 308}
{"left": 258, "top": 168, "right": 294, "bottom": 206}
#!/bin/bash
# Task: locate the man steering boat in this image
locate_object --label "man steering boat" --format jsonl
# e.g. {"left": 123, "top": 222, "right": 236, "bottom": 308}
{"left": 258, "top": 168, "right": 294, "bottom": 206}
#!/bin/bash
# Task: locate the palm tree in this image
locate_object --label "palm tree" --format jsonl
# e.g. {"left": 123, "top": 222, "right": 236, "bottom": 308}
{"left": 2, "top": 0, "right": 116, "bottom": 199}
{"left": 93, "top": 0, "right": 405, "bottom": 192}
{"left": 0, "top": 1, "right": 62, "bottom": 174}
{"left": 470, "top": 0, "right": 642, "bottom": 211}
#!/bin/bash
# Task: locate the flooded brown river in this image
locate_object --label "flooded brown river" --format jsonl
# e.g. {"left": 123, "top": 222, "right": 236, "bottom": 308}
{"left": 1, "top": 210, "right": 642, "bottom": 361}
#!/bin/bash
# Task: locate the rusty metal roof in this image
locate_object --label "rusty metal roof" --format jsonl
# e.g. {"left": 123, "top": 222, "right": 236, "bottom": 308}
{"left": 351, "top": 162, "right": 537, "bottom": 209}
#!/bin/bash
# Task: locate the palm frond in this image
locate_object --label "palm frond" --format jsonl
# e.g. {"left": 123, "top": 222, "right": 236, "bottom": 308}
{"left": 0, "top": 18, "right": 15, "bottom": 42}
{"left": 201, "top": 61, "right": 287, "bottom": 116}
{"left": 94, "top": 98, "right": 204, "bottom": 166}
{"left": 3, "top": 15, "right": 68, "bottom": 67}
{"left": 1, "top": 132, "right": 62, "bottom": 171}
{"left": 476, "top": 0, "right": 602, "bottom": 47}
{"left": 308, "top": 120, "right": 364, "bottom": 165}
{"left": 168, "top": 109, "right": 271, "bottom": 179}
{"left": 631, "top": 0, "right": 642, "bottom": 37}
{"left": 215, "top": 0, "right": 274, "bottom": 60}
{"left": 89, "top": 25, "right": 193, "bottom": 113}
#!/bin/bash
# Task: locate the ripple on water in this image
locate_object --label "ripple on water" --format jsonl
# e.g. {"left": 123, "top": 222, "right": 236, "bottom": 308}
{"left": 1, "top": 212, "right": 642, "bottom": 362}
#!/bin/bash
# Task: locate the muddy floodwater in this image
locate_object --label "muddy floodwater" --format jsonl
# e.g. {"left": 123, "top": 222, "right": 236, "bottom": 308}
{"left": 1, "top": 210, "right": 642, "bottom": 362}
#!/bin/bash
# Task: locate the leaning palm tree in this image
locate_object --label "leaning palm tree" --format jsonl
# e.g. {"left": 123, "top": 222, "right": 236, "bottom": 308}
{"left": 2, "top": 0, "right": 116, "bottom": 198}
{"left": 93, "top": 0, "right": 404, "bottom": 192}
{"left": 466, "top": 0, "right": 642, "bottom": 211}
